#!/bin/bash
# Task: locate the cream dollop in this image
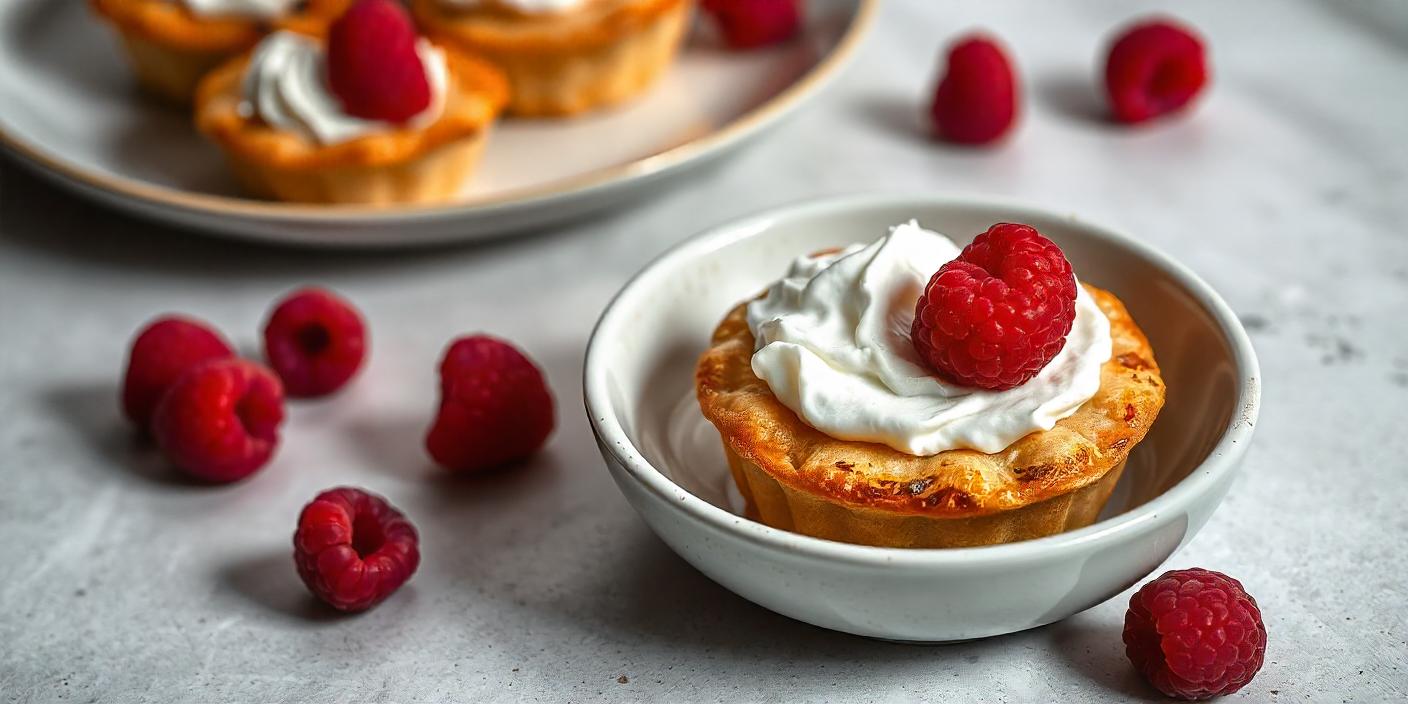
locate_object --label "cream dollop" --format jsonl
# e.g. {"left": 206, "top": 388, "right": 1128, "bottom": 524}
{"left": 182, "top": 0, "right": 301, "bottom": 19}
{"left": 745, "top": 221, "right": 1113, "bottom": 456}
{"left": 439, "top": 0, "right": 585, "bottom": 13}
{"left": 238, "top": 31, "right": 449, "bottom": 146}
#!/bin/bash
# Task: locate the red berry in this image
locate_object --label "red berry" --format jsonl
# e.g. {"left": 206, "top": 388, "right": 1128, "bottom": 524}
{"left": 929, "top": 34, "right": 1019, "bottom": 145}
{"left": 911, "top": 223, "right": 1077, "bottom": 390}
{"left": 327, "top": 0, "right": 431, "bottom": 122}
{"left": 151, "top": 358, "right": 285, "bottom": 483}
{"left": 263, "top": 287, "right": 367, "bottom": 398}
{"left": 121, "top": 316, "right": 235, "bottom": 430}
{"left": 294, "top": 487, "right": 420, "bottom": 612}
{"left": 1104, "top": 18, "right": 1209, "bottom": 124}
{"left": 1124, "top": 568, "right": 1267, "bottom": 699}
{"left": 701, "top": 0, "right": 802, "bottom": 49}
{"left": 426, "top": 335, "right": 555, "bottom": 473}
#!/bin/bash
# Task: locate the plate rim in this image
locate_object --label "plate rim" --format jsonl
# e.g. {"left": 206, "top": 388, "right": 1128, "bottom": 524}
{"left": 0, "top": 0, "right": 879, "bottom": 223}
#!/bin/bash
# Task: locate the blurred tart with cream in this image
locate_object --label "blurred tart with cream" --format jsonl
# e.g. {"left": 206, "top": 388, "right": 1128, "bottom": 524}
{"left": 410, "top": 0, "right": 693, "bottom": 116}
{"left": 696, "top": 221, "right": 1166, "bottom": 548}
{"left": 89, "top": 0, "right": 350, "bottom": 104}
{"left": 194, "top": 0, "right": 508, "bottom": 204}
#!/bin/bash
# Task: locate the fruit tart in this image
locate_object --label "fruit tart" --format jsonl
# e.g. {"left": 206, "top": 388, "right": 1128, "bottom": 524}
{"left": 194, "top": 0, "right": 509, "bottom": 204}
{"left": 696, "top": 221, "right": 1166, "bottom": 548}
{"left": 410, "top": 0, "right": 693, "bottom": 117}
{"left": 89, "top": 0, "right": 351, "bottom": 104}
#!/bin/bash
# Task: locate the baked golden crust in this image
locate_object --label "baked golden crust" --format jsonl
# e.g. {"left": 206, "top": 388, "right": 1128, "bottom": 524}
{"left": 410, "top": 0, "right": 688, "bottom": 53}
{"left": 696, "top": 285, "right": 1166, "bottom": 521}
{"left": 89, "top": 0, "right": 351, "bottom": 52}
{"left": 194, "top": 41, "right": 509, "bottom": 170}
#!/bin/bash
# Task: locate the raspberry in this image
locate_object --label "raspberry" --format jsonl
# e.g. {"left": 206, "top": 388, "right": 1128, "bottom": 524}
{"left": 426, "top": 335, "right": 555, "bottom": 473}
{"left": 327, "top": 0, "right": 431, "bottom": 123}
{"left": 1124, "top": 568, "right": 1267, "bottom": 699}
{"left": 911, "top": 223, "right": 1077, "bottom": 390}
{"left": 701, "top": 0, "right": 802, "bottom": 49}
{"left": 1104, "top": 18, "right": 1209, "bottom": 124}
{"left": 121, "top": 316, "right": 234, "bottom": 430}
{"left": 151, "top": 358, "right": 285, "bottom": 483}
{"left": 293, "top": 487, "right": 419, "bottom": 612}
{"left": 929, "top": 34, "right": 1019, "bottom": 145}
{"left": 263, "top": 287, "right": 367, "bottom": 398}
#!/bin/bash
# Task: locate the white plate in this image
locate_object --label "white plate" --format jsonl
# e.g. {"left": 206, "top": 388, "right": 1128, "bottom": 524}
{"left": 584, "top": 195, "right": 1261, "bottom": 641}
{"left": 0, "top": 0, "right": 875, "bottom": 247}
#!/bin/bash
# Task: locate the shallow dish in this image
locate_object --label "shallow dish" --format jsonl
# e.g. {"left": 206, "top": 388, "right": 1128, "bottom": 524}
{"left": 584, "top": 194, "right": 1260, "bottom": 642}
{"left": 0, "top": 0, "right": 873, "bottom": 247}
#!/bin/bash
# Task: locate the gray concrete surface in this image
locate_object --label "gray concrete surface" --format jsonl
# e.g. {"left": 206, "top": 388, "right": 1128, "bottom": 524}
{"left": 2, "top": 1, "right": 1406, "bottom": 701}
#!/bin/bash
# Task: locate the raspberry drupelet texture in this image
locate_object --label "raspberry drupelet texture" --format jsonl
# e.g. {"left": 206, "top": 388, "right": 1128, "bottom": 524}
{"left": 263, "top": 287, "right": 367, "bottom": 398}
{"left": 327, "top": 0, "right": 432, "bottom": 123}
{"left": 701, "top": 0, "right": 802, "bottom": 49}
{"left": 426, "top": 335, "right": 555, "bottom": 473}
{"left": 121, "top": 316, "right": 234, "bottom": 430}
{"left": 929, "top": 34, "right": 1019, "bottom": 145}
{"left": 151, "top": 358, "right": 285, "bottom": 483}
{"left": 1124, "top": 568, "right": 1267, "bottom": 699}
{"left": 1104, "top": 18, "right": 1209, "bottom": 124}
{"left": 294, "top": 487, "right": 420, "bottom": 612}
{"left": 911, "top": 223, "right": 1077, "bottom": 390}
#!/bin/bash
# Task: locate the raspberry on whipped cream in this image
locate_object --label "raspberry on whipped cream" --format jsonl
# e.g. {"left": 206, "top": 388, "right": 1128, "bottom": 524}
{"left": 744, "top": 221, "right": 1112, "bottom": 456}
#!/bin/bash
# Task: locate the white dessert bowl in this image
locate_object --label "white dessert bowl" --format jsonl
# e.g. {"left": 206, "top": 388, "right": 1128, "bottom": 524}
{"left": 583, "top": 194, "right": 1260, "bottom": 642}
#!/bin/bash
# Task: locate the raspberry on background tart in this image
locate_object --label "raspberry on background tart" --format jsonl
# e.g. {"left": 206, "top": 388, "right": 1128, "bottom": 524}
{"left": 695, "top": 221, "right": 1166, "bottom": 548}
{"left": 194, "top": 0, "right": 509, "bottom": 204}
{"left": 88, "top": 0, "right": 350, "bottom": 104}
{"left": 410, "top": 0, "right": 694, "bottom": 117}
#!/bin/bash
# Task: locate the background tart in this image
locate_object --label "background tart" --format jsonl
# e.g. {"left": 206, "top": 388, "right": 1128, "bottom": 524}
{"left": 695, "top": 284, "right": 1166, "bottom": 548}
{"left": 194, "top": 41, "right": 509, "bottom": 203}
{"left": 411, "top": 0, "right": 693, "bottom": 116}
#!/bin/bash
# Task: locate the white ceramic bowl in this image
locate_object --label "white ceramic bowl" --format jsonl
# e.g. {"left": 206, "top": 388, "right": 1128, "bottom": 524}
{"left": 584, "top": 195, "right": 1260, "bottom": 642}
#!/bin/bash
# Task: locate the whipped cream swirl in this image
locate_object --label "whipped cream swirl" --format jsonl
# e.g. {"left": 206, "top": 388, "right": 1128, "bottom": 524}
{"left": 182, "top": 0, "right": 302, "bottom": 19}
{"left": 745, "top": 221, "right": 1113, "bottom": 456}
{"left": 238, "top": 31, "right": 449, "bottom": 146}
{"left": 439, "top": 0, "right": 586, "bottom": 14}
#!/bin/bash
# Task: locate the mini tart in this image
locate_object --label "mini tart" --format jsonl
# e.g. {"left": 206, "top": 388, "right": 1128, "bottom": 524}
{"left": 411, "top": 0, "right": 693, "bottom": 116}
{"left": 696, "top": 284, "right": 1167, "bottom": 549}
{"left": 89, "top": 0, "right": 350, "bottom": 104}
{"left": 194, "top": 42, "right": 510, "bottom": 204}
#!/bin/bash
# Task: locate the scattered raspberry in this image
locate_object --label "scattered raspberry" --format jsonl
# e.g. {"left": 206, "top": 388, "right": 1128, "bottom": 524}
{"left": 426, "top": 335, "right": 555, "bottom": 473}
{"left": 701, "top": 0, "right": 802, "bottom": 49}
{"left": 327, "top": 0, "right": 431, "bottom": 122}
{"left": 929, "top": 34, "right": 1019, "bottom": 145}
{"left": 121, "top": 316, "right": 235, "bottom": 430}
{"left": 294, "top": 487, "right": 420, "bottom": 612}
{"left": 263, "top": 287, "right": 367, "bottom": 398}
{"left": 1104, "top": 18, "right": 1209, "bottom": 124}
{"left": 1124, "top": 568, "right": 1267, "bottom": 699}
{"left": 151, "top": 358, "right": 285, "bottom": 483}
{"left": 911, "top": 223, "right": 1077, "bottom": 390}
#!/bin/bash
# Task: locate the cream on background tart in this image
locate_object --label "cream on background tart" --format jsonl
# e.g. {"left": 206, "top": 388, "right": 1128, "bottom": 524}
{"left": 411, "top": 0, "right": 693, "bottom": 117}
{"left": 696, "top": 221, "right": 1166, "bottom": 548}
{"left": 194, "top": 0, "right": 509, "bottom": 204}
{"left": 89, "top": 0, "right": 350, "bottom": 104}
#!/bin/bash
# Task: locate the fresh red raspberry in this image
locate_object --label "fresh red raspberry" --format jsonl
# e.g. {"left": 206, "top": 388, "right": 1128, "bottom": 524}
{"left": 1104, "top": 18, "right": 1209, "bottom": 124}
{"left": 294, "top": 487, "right": 420, "bottom": 612}
{"left": 929, "top": 34, "right": 1019, "bottom": 145}
{"left": 426, "top": 335, "right": 555, "bottom": 473}
{"left": 263, "top": 287, "right": 367, "bottom": 398}
{"left": 151, "top": 358, "right": 285, "bottom": 483}
{"left": 327, "top": 0, "right": 431, "bottom": 123}
{"left": 911, "top": 223, "right": 1077, "bottom": 390}
{"left": 1124, "top": 568, "right": 1267, "bottom": 700}
{"left": 121, "top": 316, "right": 234, "bottom": 430}
{"left": 701, "top": 0, "right": 802, "bottom": 49}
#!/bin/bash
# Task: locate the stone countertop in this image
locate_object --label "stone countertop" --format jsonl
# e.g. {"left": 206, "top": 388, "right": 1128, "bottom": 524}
{"left": 2, "top": 1, "right": 1405, "bottom": 701}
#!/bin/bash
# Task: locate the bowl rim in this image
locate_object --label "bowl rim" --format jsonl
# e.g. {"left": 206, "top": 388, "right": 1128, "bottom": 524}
{"left": 584, "top": 193, "right": 1260, "bottom": 568}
